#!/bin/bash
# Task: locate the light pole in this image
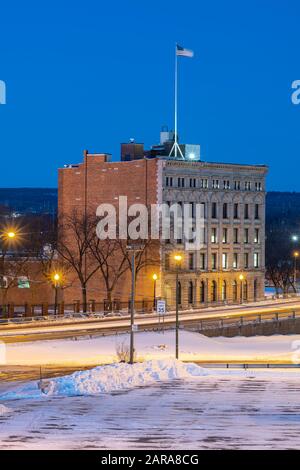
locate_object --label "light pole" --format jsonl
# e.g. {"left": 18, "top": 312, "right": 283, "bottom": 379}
{"left": 239, "top": 274, "right": 244, "bottom": 304}
{"left": 152, "top": 273, "right": 158, "bottom": 310}
{"left": 0, "top": 230, "right": 18, "bottom": 316}
{"left": 52, "top": 273, "right": 61, "bottom": 316}
{"left": 127, "top": 245, "right": 142, "bottom": 365}
{"left": 293, "top": 251, "right": 299, "bottom": 293}
{"left": 174, "top": 254, "right": 182, "bottom": 360}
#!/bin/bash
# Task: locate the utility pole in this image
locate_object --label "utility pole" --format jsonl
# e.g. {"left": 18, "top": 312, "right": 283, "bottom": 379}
{"left": 130, "top": 251, "right": 135, "bottom": 364}
{"left": 127, "top": 244, "right": 142, "bottom": 364}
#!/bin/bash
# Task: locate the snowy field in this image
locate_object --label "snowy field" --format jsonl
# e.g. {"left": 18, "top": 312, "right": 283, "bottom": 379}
{"left": 2, "top": 332, "right": 300, "bottom": 449}
{"left": 1, "top": 360, "right": 300, "bottom": 449}
{"left": 4, "top": 330, "right": 300, "bottom": 365}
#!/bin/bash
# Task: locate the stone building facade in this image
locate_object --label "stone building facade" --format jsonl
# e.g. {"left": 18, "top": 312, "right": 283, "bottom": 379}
{"left": 158, "top": 159, "right": 268, "bottom": 308}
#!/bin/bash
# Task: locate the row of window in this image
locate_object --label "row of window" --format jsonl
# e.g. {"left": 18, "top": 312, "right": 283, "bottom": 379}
{"left": 165, "top": 252, "right": 260, "bottom": 270}
{"left": 165, "top": 176, "right": 263, "bottom": 192}
{"left": 211, "top": 227, "right": 260, "bottom": 244}
{"left": 167, "top": 227, "right": 260, "bottom": 245}
{"left": 178, "top": 278, "right": 259, "bottom": 304}
{"left": 165, "top": 201, "right": 261, "bottom": 220}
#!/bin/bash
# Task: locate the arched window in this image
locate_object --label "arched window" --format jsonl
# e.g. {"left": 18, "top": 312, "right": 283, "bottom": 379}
{"left": 200, "top": 281, "right": 205, "bottom": 303}
{"left": 188, "top": 281, "right": 194, "bottom": 304}
{"left": 211, "top": 280, "right": 217, "bottom": 302}
{"left": 221, "top": 280, "right": 227, "bottom": 301}
{"left": 254, "top": 279, "right": 258, "bottom": 301}
{"left": 232, "top": 280, "right": 238, "bottom": 301}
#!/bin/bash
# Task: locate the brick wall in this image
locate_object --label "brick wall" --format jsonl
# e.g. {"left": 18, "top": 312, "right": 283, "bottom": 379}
{"left": 58, "top": 154, "right": 159, "bottom": 304}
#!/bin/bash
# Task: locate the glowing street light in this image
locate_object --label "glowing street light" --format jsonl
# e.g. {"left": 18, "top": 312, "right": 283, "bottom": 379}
{"left": 53, "top": 273, "right": 60, "bottom": 283}
{"left": 52, "top": 272, "right": 61, "bottom": 316}
{"left": 239, "top": 274, "right": 244, "bottom": 304}
{"left": 152, "top": 273, "right": 158, "bottom": 309}
{"left": 292, "top": 235, "right": 299, "bottom": 242}
{"left": 293, "top": 252, "right": 299, "bottom": 293}
{"left": 7, "top": 231, "right": 16, "bottom": 239}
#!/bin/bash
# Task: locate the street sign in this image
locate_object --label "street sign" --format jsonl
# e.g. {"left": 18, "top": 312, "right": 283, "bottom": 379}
{"left": 157, "top": 300, "right": 166, "bottom": 315}
{"left": 18, "top": 276, "right": 30, "bottom": 289}
{"left": 132, "top": 324, "right": 138, "bottom": 332}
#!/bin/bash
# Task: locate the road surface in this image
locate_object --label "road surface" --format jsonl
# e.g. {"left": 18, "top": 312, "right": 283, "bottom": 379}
{"left": 1, "top": 298, "right": 300, "bottom": 343}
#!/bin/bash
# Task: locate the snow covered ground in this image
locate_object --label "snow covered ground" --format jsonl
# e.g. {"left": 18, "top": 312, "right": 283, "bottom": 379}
{"left": 1, "top": 360, "right": 300, "bottom": 449}
{"left": 4, "top": 330, "right": 300, "bottom": 365}
{"left": 2, "top": 332, "right": 300, "bottom": 449}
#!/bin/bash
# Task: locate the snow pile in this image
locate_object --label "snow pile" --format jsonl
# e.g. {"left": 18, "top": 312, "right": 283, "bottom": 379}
{"left": 0, "top": 360, "right": 210, "bottom": 399}
{"left": 0, "top": 404, "right": 12, "bottom": 415}
{"left": 47, "top": 360, "right": 209, "bottom": 396}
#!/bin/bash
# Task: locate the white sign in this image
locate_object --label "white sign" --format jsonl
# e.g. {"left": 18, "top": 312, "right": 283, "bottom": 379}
{"left": 157, "top": 300, "right": 166, "bottom": 315}
{"left": 132, "top": 324, "right": 138, "bottom": 332}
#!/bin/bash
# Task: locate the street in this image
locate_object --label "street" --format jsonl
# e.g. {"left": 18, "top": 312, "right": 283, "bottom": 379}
{"left": 1, "top": 298, "right": 300, "bottom": 343}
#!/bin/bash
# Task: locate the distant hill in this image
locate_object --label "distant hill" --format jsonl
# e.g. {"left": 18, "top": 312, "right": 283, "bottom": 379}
{"left": 0, "top": 188, "right": 57, "bottom": 215}
{"left": 266, "top": 192, "right": 300, "bottom": 233}
{"left": 0, "top": 188, "right": 298, "bottom": 225}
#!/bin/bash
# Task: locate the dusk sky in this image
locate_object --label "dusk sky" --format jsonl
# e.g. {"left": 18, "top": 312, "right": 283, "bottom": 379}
{"left": 0, "top": 0, "right": 299, "bottom": 190}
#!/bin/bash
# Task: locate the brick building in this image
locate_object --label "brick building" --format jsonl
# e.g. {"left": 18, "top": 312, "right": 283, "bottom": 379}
{"left": 58, "top": 152, "right": 158, "bottom": 306}
{"left": 58, "top": 143, "right": 268, "bottom": 309}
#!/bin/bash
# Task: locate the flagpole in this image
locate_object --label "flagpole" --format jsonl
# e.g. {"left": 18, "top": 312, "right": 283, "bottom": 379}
{"left": 169, "top": 44, "right": 184, "bottom": 159}
{"left": 174, "top": 44, "right": 178, "bottom": 158}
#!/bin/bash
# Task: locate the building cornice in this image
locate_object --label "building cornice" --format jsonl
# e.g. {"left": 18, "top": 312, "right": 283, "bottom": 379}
{"left": 163, "top": 159, "right": 268, "bottom": 174}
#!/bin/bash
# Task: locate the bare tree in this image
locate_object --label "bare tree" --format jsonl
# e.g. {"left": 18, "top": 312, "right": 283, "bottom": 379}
{"left": 265, "top": 230, "right": 295, "bottom": 295}
{"left": 266, "top": 261, "right": 294, "bottom": 295}
{"left": 56, "top": 210, "right": 100, "bottom": 311}
{"left": 119, "top": 237, "right": 161, "bottom": 285}
{"left": 0, "top": 253, "right": 31, "bottom": 311}
{"left": 89, "top": 237, "right": 129, "bottom": 305}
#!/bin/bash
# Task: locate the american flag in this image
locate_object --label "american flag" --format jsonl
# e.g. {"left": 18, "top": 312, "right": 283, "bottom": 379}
{"left": 176, "top": 44, "right": 194, "bottom": 58}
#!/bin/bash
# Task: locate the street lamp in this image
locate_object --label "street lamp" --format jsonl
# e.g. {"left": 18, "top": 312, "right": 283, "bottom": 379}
{"left": 152, "top": 273, "right": 158, "bottom": 309}
{"left": 292, "top": 235, "right": 299, "bottom": 242}
{"left": 0, "top": 229, "right": 18, "bottom": 316}
{"left": 239, "top": 274, "right": 244, "bottom": 304}
{"left": 174, "top": 254, "right": 182, "bottom": 360}
{"left": 293, "top": 251, "right": 299, "bottom": 293}
{"left": 6, "top": 231, "right": 16, "bottom": 239}
{"left": 52, "top": 273, "right": 61, "bottom": 316}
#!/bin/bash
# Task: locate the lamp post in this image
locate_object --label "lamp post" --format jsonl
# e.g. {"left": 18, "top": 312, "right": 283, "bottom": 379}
{"left": 293, "top": 251, "right": 299, "bottom": 293}
{"left": 174, "top": 254, "right": 182, "bottom": 360}
{"left": 152, "top": 273, "right": 158, "bottom": 310}
{"left": 239, "top": 274, "right": 244, "bottom": 304}
{"left": 52, "top": 273, "right": 61, "bottom": 316}
{"left": 0, "top": 230, "right": 18, "bottom": 316}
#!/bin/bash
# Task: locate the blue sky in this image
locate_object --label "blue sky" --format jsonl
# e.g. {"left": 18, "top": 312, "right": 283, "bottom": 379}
{"left": 0, "top": 0, "right": 299, "bottom": 189}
